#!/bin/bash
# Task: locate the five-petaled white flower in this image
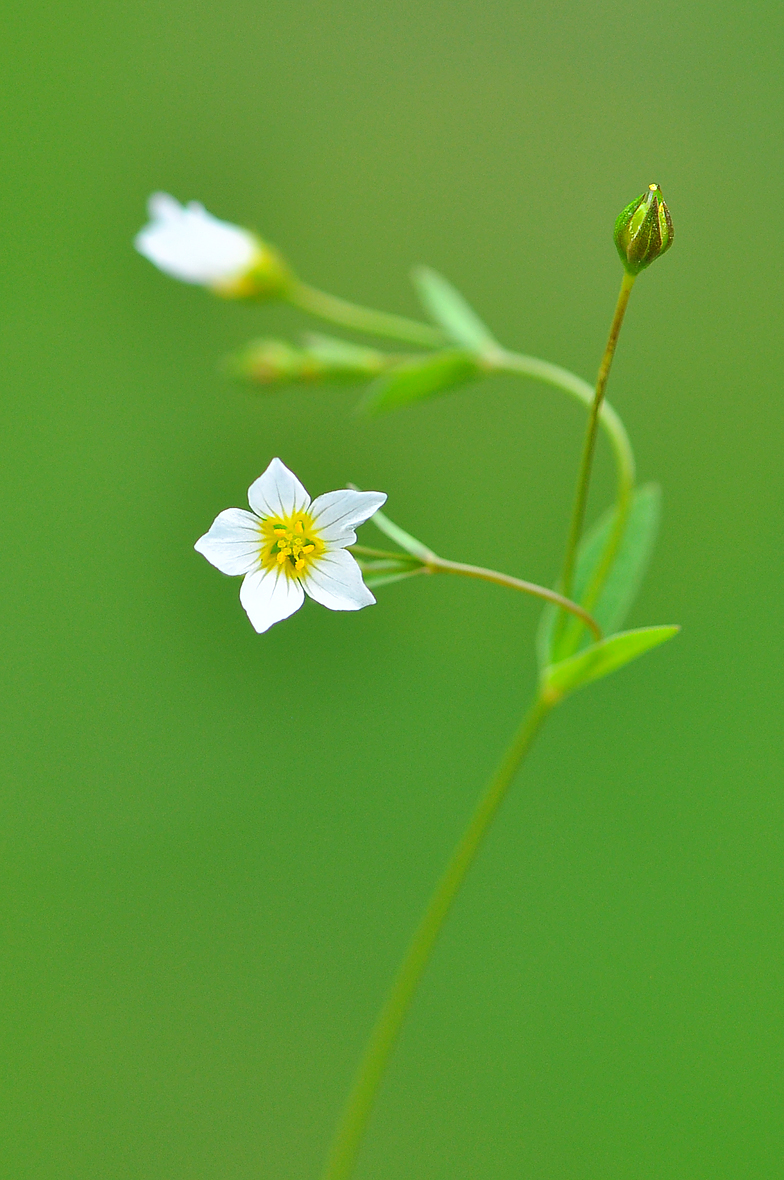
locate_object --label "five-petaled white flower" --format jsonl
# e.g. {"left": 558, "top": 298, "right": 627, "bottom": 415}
{"left": 135, "top": 193, "right": 265, "bottom": 291}
{"left": 195, "top": 459, "right": 387, "bottom": 633}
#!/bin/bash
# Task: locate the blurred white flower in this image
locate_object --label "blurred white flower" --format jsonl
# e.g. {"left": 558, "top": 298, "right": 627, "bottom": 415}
{"left": 195, "top": 458, "right": 387, "bottom": 633}
{"left": 134, "top": 193, "right": 289, "bottom": 296}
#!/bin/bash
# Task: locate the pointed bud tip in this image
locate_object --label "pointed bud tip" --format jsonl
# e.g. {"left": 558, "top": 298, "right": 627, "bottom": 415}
{"left": 613, "top": 183, "right": 674, "bottom": 275}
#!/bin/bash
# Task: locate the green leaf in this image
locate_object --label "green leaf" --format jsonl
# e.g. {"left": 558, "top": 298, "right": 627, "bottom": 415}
{"left": 361, "top": 350, "right": 481, "bottom": 415}
{"left": 537, "top": 483, "right": 662, "bottom": 669}
{"left": 369, "top": 509, "right": 434, "bottom": 562}
{"left": 576, "top": 483, "right": 661, "bottom": 634}
{"left": 542, "top": 625, "right": 680, "bottom": 702}
{"left": 363, "top": 568, "right": 427, "bottom": 590}
{"left": 411, "top": 266, "right": 498, "bottom": 353}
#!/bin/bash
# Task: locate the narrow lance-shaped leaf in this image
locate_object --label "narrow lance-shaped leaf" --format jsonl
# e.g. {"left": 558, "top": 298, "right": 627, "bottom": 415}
{"left": 368, "top": 508, "right": 434, "bottom": 562}
{"left": 575, "top": 483, "right": 661, "bottom": 633}
{"left": 411, "top": 266, "right": 499, "bottom": 353}
{"left": 537, "top": 483, "right": 662, "bottom": 669}
{"left": 360, "top": 349, "right": 481, "bottom": 415}
{"left": 363, "top": 567, "right": 428, "bottom": 590}
{"left": 542, "top": 625, "right": 680, "bottom": 702}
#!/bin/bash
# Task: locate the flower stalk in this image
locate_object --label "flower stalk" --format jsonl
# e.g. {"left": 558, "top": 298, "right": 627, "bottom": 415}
{"left": 350, "top": 545, "right": 602, "bottom": 641}
{"left": 288, "top": 280, "right": 448, "bottom": 348}
{"left": 555, "top": 271, "right": 636, "bottom": 642}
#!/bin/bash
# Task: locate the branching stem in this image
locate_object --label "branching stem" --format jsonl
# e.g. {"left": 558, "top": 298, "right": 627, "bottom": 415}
{"left": 314, "top": 274, "right": 638, "bottom": 1180}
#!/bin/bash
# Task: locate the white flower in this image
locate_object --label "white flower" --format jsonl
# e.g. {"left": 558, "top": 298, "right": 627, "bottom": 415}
{"left": 134, "top": 193, "right": 263, "bottom": 289}
{"left": 194, "top": 458, "right": 387, "bottom": 633}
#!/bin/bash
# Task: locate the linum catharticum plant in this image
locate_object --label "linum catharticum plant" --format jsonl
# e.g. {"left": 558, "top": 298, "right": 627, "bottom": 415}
{"left": 135, "top": 182, "right": 679, "bottom": 1180}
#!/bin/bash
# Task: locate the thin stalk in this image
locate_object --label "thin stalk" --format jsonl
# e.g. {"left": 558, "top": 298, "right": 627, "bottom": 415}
{"left": 426, "top": 555, "right": 602, "bottom": 642}
{"left": 320, "top": 692, "right": 554, "bottom": 1180}
{"left": 348, "top": 546, "right": 602, "bottom": 639}
{"left": 288, "top": 281, "right": 448, "bottom": 349}
{"left": 558, "top": 271, "right": 636, "bottom": 607}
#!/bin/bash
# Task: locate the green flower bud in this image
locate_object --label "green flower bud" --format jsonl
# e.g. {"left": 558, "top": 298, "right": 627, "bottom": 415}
{"left": 226, "top": 335, "right": 391, "bottom": 386}
{"left": 613, "top": 183, "right": 674, "bottom": 275}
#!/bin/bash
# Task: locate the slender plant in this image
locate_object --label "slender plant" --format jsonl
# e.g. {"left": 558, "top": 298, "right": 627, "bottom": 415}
{"left": 135, "top": 181, "right": 678, "bottom": 1179}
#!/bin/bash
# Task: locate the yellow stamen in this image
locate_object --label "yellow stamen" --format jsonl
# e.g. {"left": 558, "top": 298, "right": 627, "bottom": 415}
{"left": 259, "top": 509, "right": 326, "bottom": 578}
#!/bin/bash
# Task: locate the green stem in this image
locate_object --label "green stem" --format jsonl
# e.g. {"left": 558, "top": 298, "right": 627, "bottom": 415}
{"left": 288, "top": 280, "right": 448, "bottom": 349}
{"left": 493, "top": 349, "right": 636, "bottom": 509}
{"left": 558, "top": 271, "right": 636, "bottom": 607}
{"left": 426, "top": 555, "right": 602, "bottom": 642}
{"left": 309, "top": 285, "right": 637, "bottom": 1180}
{"left": 320, "top": 692, "right": 554, "bottom": 1180}
{"left": 349, "top": 541, "right": 603, "bottom": 640}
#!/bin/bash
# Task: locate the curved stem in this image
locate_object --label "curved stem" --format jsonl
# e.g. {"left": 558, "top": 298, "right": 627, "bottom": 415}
{"left": 426, "top": 555, "right": 601, "bottom": 642}
{"left": 320, "top": 692, "right": 554, "bottom": 1180}
{"left": 348, "top": 541, "right": 602, "bottom": 639}
{"left": 288, "top": 280, "right": 447, "bottom": 349}
{"left": 493, "top": 348, "right": 636, "bottom": 533}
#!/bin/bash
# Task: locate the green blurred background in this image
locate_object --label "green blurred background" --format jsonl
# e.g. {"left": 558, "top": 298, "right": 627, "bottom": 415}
{"left": 2, "top": 1, "right": 783, "bottom": 1176}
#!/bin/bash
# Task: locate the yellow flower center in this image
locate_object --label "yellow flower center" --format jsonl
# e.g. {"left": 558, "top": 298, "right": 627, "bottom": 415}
{"left": 260, "top": 511, "right": 325, "bottom": 578}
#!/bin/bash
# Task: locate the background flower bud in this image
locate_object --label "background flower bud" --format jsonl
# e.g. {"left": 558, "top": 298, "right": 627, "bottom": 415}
{"left": 613, "top": 183, "right": 674, "bottom": 275}
{"left": 226, "top": 334, "right": 392, "bottom": 386}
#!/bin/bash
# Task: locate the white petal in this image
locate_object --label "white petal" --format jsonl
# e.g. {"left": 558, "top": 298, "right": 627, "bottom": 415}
{"left": 135, "top": 193, "right": 258, "bottom": 285}
{"left": 194, "top": 508, "right": 262, "bottom": 575}
{"left": 308, "top": 489, "right": 387, "bottom": 544}
{"left": 147, "top": 191, "right": 184, "bottom": 222}
{"left": 247, "top": 457, "right": 311, "bottom": 519}
{"left": 302, "top": 549, "right": 376, "bottom": 612}
{"left": 239, "top": 568, "right": 305, "bottom": 633}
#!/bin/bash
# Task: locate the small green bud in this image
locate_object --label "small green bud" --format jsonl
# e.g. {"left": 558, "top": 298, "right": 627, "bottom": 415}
{"left": 226, "top": 335, "right": 391, "bottom": 386}
{"left": 613, "top": 183, "right": 674, "bottom": 275}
